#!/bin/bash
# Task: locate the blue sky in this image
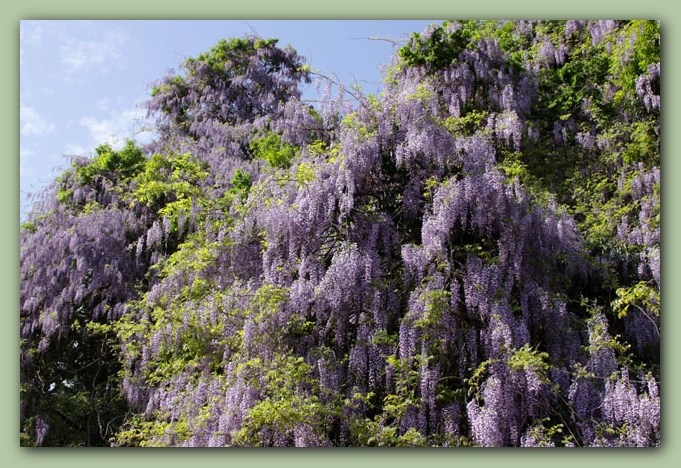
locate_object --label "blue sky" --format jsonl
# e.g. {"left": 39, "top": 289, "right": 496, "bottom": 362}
{"left": 19, "top": 20, "right": 439, "bottom": 218}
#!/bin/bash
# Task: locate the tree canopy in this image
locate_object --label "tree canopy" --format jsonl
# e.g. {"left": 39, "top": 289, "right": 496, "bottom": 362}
{"left": 20, "top": 21, "right": 660, "bottom": 447}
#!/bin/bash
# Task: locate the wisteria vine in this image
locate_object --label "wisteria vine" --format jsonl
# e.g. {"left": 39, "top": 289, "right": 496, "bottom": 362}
{"left": 20, "top": 21, "right": 660, "bottom": 447}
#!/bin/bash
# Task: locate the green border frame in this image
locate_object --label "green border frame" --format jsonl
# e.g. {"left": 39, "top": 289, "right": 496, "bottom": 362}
{"left": 5, "top": 1, "right": 677, "bottom": 466}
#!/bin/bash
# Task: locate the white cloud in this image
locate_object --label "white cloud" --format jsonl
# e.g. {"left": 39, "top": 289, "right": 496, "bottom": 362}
{"left": 20, "top": 21, "right": 46, "bottom": 47}
{"left": 19, "top": 148, "right": 33, "bottom": 176}
{"left": 96, "top": 98, "right": 112, "bottom": 111}
{"left": 60, "top": 31, "right": 127, "bottom": 77}
{"left": 19, "top": 147, "right": 32, "bottom": 160}
{"left": 20, "top": 104, "right": 56, "bottom": 136}
{"left": 63, "top": 142, "right": 89, "bottom": 156}
{"left": 79, "top": 105, "right": 154, "bottom": 149}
